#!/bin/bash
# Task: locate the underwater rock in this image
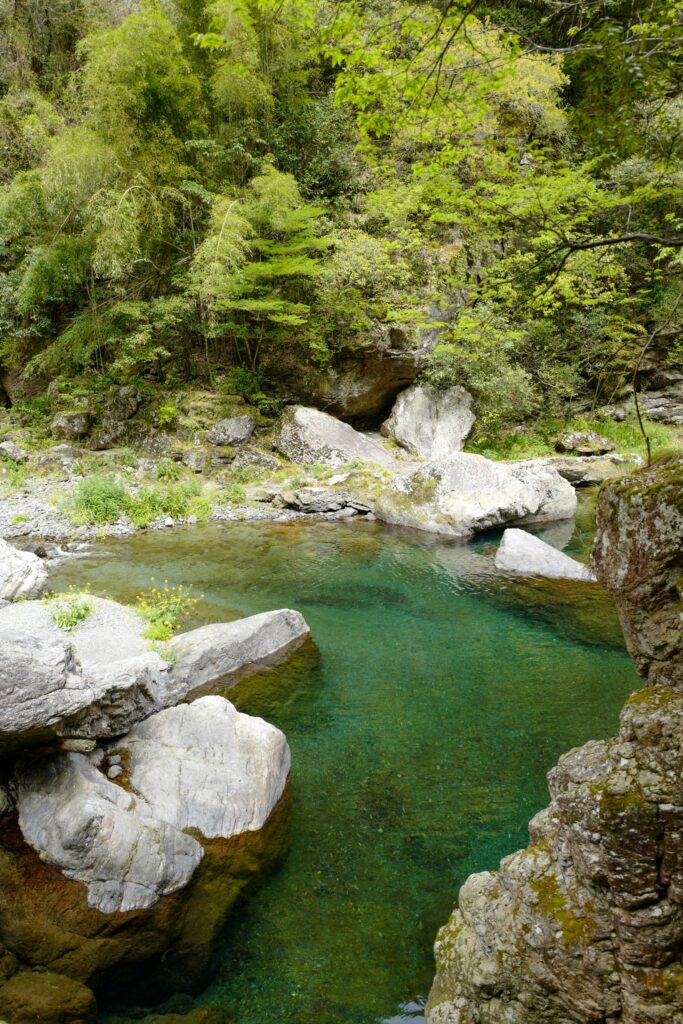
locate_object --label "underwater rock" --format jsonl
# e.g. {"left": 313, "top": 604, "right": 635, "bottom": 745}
{"left": 272, "top": 405, "right": 398, "bottom": 468}
{"left": 426, "top": 455, "right": 683, "bottom": 1024}
{"left": 0, "top": 538, "right": 48, "bottom": 601}
{"left": 0, "top": 970, "right": 98, "bottom": 1023}
{"left": 495, "top": 528, "right": 596, "bottom": 581}
{"left": 381, "top": 383, "right": 475, "bottom": 459}
{"left": 376, "top": 453, "right": 576, "bottom": 537}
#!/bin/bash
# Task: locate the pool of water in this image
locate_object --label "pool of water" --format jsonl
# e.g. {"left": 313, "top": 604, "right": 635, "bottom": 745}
{"left": 48, "top": 517, "right": 639, "bottom": 1024}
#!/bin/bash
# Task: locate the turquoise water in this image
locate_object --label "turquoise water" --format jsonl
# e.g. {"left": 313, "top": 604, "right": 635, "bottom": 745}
{"left": 49, "top": 519, "right": 640, "bottom": 1024}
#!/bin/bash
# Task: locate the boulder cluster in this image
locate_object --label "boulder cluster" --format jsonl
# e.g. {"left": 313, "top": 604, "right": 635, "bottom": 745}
{"left": 426, "top": 456, "right": 683, "bottom": 1024}
{"left": 0, "top": 586, "right": 310, "bottom": 1022}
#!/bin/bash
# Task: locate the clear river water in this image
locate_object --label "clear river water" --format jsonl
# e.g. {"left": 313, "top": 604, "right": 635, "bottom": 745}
{"left": 48, "top": 513, "right": 640, "bottom": 1024}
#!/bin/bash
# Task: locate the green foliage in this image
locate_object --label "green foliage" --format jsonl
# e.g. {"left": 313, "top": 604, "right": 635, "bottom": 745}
{"left": 71, "top": 475, "right": 127, "bottom": 524}
{"left": 44, "top": 587, "right": 92, "bottom": 632}
{"left": 0, "top": 0, "right": 680, "bottom": 438}
{"left": 135, "top": 581, "right": 198, "bottom": 641}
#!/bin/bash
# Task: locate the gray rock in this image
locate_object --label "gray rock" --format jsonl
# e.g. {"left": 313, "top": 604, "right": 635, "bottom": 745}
{"left": 381, "top": 384, "right": 475, "bottom": 459}
{"left": 51, "top": 411, "right": 92, "bottom": 440}
{"left": 0, "top": 598, "right": 311, "bottom": 752}
{"left": 283, "top": 487, "right": 346, "bottom": 513}
{"left": 122, "top": 695, "right": 290, "bottom": 838}
{"left": 555, "top": 429, "right": 616, "bottom": 455}
{"left": 537, "top": 453, "right": 641, "bottom": 486}
{"left": 0, "top": 538, "right": 48, "bottom": 600}
{"left": 230, "top": 445, "right": 280, "bottom": 472}
{"left": 0, "top": 440, "right": 28, "bottom": 464}
{"left": 272, "top": 406, "right": 398, "bottom": 468}
{"left": 376, "top": 453, "right": 576, "bottom": 538}
{"left": 107, "top": 765, "right": 123, "bottom": 779}
{"left": 206, "top": 415, "right": 256, "bottom": 447}
{"left": 181, "top": 449, "right": 208, "bottom": 473}
{"left": 164, "top": 609, "right": 310, "bottom": 703}
{"left": 495, "top": 528, "right": 596, "bottom": 581}
{"left": 15, "top": 752, "right": 203, "bottom": 913}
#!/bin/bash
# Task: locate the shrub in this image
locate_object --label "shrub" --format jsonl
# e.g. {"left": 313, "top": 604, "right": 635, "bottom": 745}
{"left": 135, "top": 581, "right": 198, "bottom": 641}
{"left": 224, "top": 482, "right": 246, "bottom": 503}
{"left": 71, "top": 475, "right": 127, "bottom": 524}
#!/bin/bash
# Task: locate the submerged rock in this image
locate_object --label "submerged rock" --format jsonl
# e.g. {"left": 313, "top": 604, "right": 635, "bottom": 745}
{"left": 0, "top": 970, "right": 97, "bottom": 1024}
{"left": 495, "top": 528, "right": 596, "bottom": 581}
{"left": 0, "top": 538, "right": 48, "bottom": 601}
{"left": 272, "top": 405, "right": 398, "bottom": 468}
{"left": 381, "top": 383, "right": 475, "bottom": 459}
{"left": 426, "top": 455, "right": 683, "bottom": 1024}
{"left": 376, "top": 453, "right": 576, "bottom": 537}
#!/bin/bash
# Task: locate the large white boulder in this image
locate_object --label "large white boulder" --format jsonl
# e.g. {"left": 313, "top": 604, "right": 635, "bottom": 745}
{"left": 164, "top": 608, "right": 310, "bottom": 704}
{"left": 495, "top": 528, "right": 596, "bottom": 581}
{"left": 0, "top": 539, "right": 48, "bottom": 601}
{"left": 381, "top": 384, "right": 475, "bottom": 459}
{"left": 0, "top": 598, "right": 310, "bottom": 752}
{"left": 376, "top": 453, "right": 576, "bottom": 537}
{"left": 15, "top": 751, "right": 203, "bottom": 913}
{"left": 122, "top": 696, "right": 291, "bottom": 838}
{"left": 272, "top": 405, "right": 398, "bottom": 468}
{"left": 14, "top": 696, "right": 290, "bottom": 913}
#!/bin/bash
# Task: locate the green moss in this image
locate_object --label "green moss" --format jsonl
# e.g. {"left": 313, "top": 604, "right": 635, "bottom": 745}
{"left": 530, "top": 873, "right": 597, "bottom": 946}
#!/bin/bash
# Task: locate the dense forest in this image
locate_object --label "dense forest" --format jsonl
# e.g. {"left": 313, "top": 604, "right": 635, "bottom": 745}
{"left": 0, "top": 0, "right": 681, "bottom": 445}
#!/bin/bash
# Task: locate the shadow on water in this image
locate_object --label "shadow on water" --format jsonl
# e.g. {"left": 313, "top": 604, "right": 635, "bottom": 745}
{"left": 50, "top": 516, "right": 639, "bottom": 1024}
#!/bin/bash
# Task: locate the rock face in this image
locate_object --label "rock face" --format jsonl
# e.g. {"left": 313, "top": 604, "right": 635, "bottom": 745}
{"left": 206, "top": 415, "right": 256, "bottom": 446}
{"left": 272, "top": 405, "right": 399, "bottom": 468}
{"left": 15, "top": 697, "right": 290, "bottom": 913}
{"left": 426, "top": 455, "right": 683, "bottom": 1024}
{"left": 123, "top": 696, "right": 291, "bottom": 839}
{"left": 593, "top": 456, "right": 683, "bottom": 687}
{"left": 50, "top": 411, "right": 92, "bottom": 440}
{"left": 495, "top": 528, "right": 596, "bottom": 581}
{"left": 555, "top": 429, "right": 616, "bottom": 455}
{"left": 0, "top": 538, "right": 48, "bottom": 600}
{"left": 0, "top": 598, "right": 310, "bottom": 753}
{"left": 376, "top": 453, "right": 576, "bottom": 537}
{"left": 16, "top": 751, "right": 203, "bottom": 913}
{"left": 381, "top": 384, "right": 475, "bottom": 459}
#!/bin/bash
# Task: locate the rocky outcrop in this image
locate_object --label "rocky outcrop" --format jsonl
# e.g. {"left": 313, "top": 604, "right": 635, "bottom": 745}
{"left": 0, "top": 595, "right": 304, "bottom": 1018}
{"left": 15, "top": 697, "right": 290, "bottom": 913}
{"left": 537, "top": 453, "right": 642, "bottom": 486}
{"left": 381, "top": 384, "right": 475, "bottom": 459}
{"left": 593, "top": 456, "right": 683, "bottom": 687}
{"left": 0, "top": 538, "right": 48, "bottom": 600}
{"left": 51, "top": 411, "right": 92, "bottom": 440}
{"left": 555, "top": 429, "right": 615, "bottom": 455}
{"left": 426, "top": 455, "right": 683, "bottom": 1024}
{"left": 0, "top": 598, "right": 310, "bottom": 753}
{"left": 272, "top": 405, "right": 400, "bottom": 468}
{"left": 376, "top": 453, "right": 576, "bottom": 538}
{"left": 206, "top": 415, "right": 256, "bottom": 446}
{"left": 495, "top": 528, "right": 596, "bottom": 581}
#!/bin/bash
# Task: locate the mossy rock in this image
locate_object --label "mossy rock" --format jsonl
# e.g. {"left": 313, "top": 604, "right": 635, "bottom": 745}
{"left": 0, "top": 970, "right": 97, "bottom": 1023}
